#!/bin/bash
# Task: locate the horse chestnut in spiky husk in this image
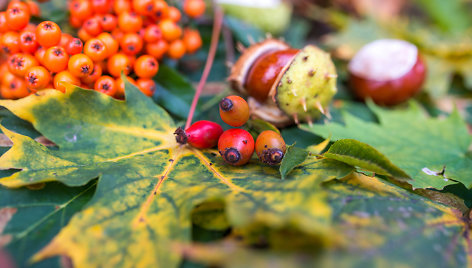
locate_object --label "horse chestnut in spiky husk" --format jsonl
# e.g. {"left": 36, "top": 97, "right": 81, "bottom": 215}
{"left": 229, "top": 39, "right": 337, "bottom": 126}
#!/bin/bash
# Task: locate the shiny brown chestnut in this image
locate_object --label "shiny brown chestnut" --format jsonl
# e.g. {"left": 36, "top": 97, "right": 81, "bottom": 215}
{"left": 348, "top": 39, "right": 426, "bottom": 106}
{"left": 244, "top": 48, "right": 299, "bottom": 102}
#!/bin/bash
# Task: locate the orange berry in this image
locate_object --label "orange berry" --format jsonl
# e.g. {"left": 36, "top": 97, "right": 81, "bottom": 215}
{"left": 167, "top": 39, "right": 186, "bottom": 59}
{"left": 107, "top": 53, "right": 131, "bottom": 77}
{"left": 53, "top": 70, "right": 81, "bottom": 92}
{"left": 118, "top": 11, "right": 143, "bottom": 33}
{"left": 183, "top": 28, "right": 202, "bottom": 54}
{"left": 90, "top": 0, "right": 111, "bottom": 14}
{"left": 78, "top": 27, "right": 94, "bottom": 42}
{"left": 218, "top": 129, "right": 254, "bottom": 166}
{"left": 145, "top": 39, "right": 168, "bottom": 59}
{"left": 120, "top": 33, "right": 143, "bottom": 55}
{"left": 66, "top": 38, "right": 83, "bottom": 55}
{"left": 132, "top": 0, "right": 155, "bottom": 16}
{"left": 26, "top": 1, "right": 41, "bottom": 17}
{"left": 0, "top": 12, "right": 9, "bottom": 33}
{"left": 97, "top": 32, "right": 118, "bottom": 57}
{"left": 58, "top": 33, "right": 73, "bottom": 48}
{"left": 100, "top": 14, "right": 117, "bottom": 31}
{"left": 1, "top": 86, "right": 15, "bottom": 99}
{"left": 83, "top": 17, "right": 103, "bottom": 37}
{"left": 69, "top": 15, "right": 83, "bottom": 28}
{"left": 69, "top": 0, "right": 93, "bottom": 21}
{"left": 143, "top": 24, "right": 162, "bottom": 43}
{"left": 94, "top": 75, "right": 116, "bottom": 96}
{"left": 151, "top": 1, "right": 169, "bottom": 21}
{"left": 219, "top": 96, "right": 250, "bottom": 127}
{"left": 167, "top": 6, "right": 181, "bottom": 22}
{"left": 36, "top": 21, "right": 61, "bottom": 48}
{"left": 6, "top": 4, "right": 30, "bottom": 31}
{"left": 25, "top": 66, "right": 51, "bottom": 90}
{"left": 1, "top": 31, "right": 20, "bottom": 54}
{"left": 111, "top": 28, "right": 125, "bottom": 43}
{"left": 136, "top": 78, "right": 156, "bottom": 97}
{"left": 34, "top": 46, "right": 46, "bottom": 64}
{"left": 8, "top": 53, "right": 38, "bottom": 77}
{"left": 2, "top": 71, "right": 30, "bottom": 98}
{"left": 81, "top": 63, "right": 102, "bottom": 85}
{"left": 68, "top": 54, "right": 94, "bottom": 78}
{"left": 113, "top": 0, "right": 131, "bottom": 14}
{"left": 43, "top": 46, "right": 69, "bottom": 73}
{"left": 183, "top": 0, "right": 206, "bottom": 18}
{"left": 159, "top": 19, "right": 182, "bottom": 42}
{"left": 255, "top": 130, "right": 286, "bottom": 165}
{"left": 84, "top": 38, "right": 108, "bottom": 62}
{"left": 134, "top": 55, "right": 158, "bottom": 78}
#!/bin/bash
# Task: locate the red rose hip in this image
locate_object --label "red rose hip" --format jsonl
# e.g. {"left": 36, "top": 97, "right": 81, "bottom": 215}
{"left": 218, "top": 128, "right": 254, "bottom": 166}
{"left": 348, "top": 39, "right": 426, "bottom": 106}
{"left": 174, "top": 120, "right": 223, "bottom": 149}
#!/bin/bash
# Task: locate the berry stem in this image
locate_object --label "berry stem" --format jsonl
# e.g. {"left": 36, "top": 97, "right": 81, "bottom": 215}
{"left": 185, "top": 4, "right": 223, "bottom": 130}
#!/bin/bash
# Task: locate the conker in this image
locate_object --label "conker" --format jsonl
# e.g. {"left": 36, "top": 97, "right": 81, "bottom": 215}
{"left": 244, "top": 48, "right": 299, "bottom": 101}
{"left": 348, "top": 39, "right": 426, "bottom": 106}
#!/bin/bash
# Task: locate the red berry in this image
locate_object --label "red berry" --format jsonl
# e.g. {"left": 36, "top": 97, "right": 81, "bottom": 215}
{"left": 218, "top": 129, "right": 254, "bottom": 166}
{"left": 219, "top": 95, "right": 250, "bottom": 127}
{"left": 348, "top": 39, "right": 426, "bottom": 106}
{"left": 255, "top": 130, "right": 286, "bottom": 165}
{"left": 174, "top": 120, "right": 223, "bottom": 149}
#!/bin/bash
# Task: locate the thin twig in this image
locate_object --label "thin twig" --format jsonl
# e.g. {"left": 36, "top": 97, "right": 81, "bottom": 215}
{"left": 185, "top": 4, "right": 224, "bottom": 129}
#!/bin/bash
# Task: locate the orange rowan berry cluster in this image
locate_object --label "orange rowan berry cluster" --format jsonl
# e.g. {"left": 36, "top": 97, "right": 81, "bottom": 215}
{"left": 71, "top": 0, "right": 204, "bottom": 93}
{"left": 0, "top": 0, "right": 204, "bottom": 99}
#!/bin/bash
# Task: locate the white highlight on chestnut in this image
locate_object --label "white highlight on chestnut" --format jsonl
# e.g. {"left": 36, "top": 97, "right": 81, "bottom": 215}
{"left": 348, "top": 39, "right": 418, "bottom": 81}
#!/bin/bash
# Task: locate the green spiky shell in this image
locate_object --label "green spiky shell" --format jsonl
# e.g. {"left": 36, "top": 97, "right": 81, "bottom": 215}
{"left": 274, "top": 45, "right": 337, "bottom": 122}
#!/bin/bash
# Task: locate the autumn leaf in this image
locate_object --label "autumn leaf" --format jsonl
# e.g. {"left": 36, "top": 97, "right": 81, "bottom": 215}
{"left": 0, "top": 181, "right": 95, "bottom": 268}
{"left": 177, "top": 173, "right": 471, "bottom": 268}
{"left": 303, "top": 101, "right": 472, "bottom": 190}
{"left": 0, "top": 82, "right": 353, "bottom": 267}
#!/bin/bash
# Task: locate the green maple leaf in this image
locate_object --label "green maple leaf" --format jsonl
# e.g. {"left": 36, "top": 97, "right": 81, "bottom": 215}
{"left": 178, "top": 174, "right": 471, "bottom": 267}
{"left": 302, "top": 101, "right": 472, "bottom": 190}
{"left": 0, "top": 82, "right": 353, "bottom": 267}
{"left": 0, "top": 181, "right": 95, "bottom": 268}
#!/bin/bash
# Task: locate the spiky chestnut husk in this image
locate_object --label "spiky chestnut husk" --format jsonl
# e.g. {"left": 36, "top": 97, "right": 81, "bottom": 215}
{"left": 270, "top": 45, "right": 337, "bottom": 124}
{"left": 230, "top": 39, "right": 337, "bottom": 126}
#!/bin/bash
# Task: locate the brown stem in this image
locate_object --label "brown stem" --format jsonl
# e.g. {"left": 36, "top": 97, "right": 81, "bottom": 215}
{"left": 185, "top": 4, "right": 224, "bottom": 130}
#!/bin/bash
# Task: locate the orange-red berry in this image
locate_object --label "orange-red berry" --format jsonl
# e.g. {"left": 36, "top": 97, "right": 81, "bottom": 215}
{"left": 255, "top": 130, "right": 286, "bottom": 165}
{"left": 218, "top": 129, "right": 254, "bottom": 166}
{"left": 25, "top": 66, "right": 51, "bottom": 90}
{"left": 219, "top": 96, "right": 250, "bottom": 127}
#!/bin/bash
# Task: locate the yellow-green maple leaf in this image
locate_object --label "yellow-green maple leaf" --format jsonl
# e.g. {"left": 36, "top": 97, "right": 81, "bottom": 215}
{"left": 0, "top": 82, "right": 353, "bottom": 268}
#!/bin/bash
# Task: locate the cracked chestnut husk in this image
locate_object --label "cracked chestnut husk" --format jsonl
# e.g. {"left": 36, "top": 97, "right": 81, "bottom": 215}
{"left": 229, "top": 38, "right": 337, "bottom": 127}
